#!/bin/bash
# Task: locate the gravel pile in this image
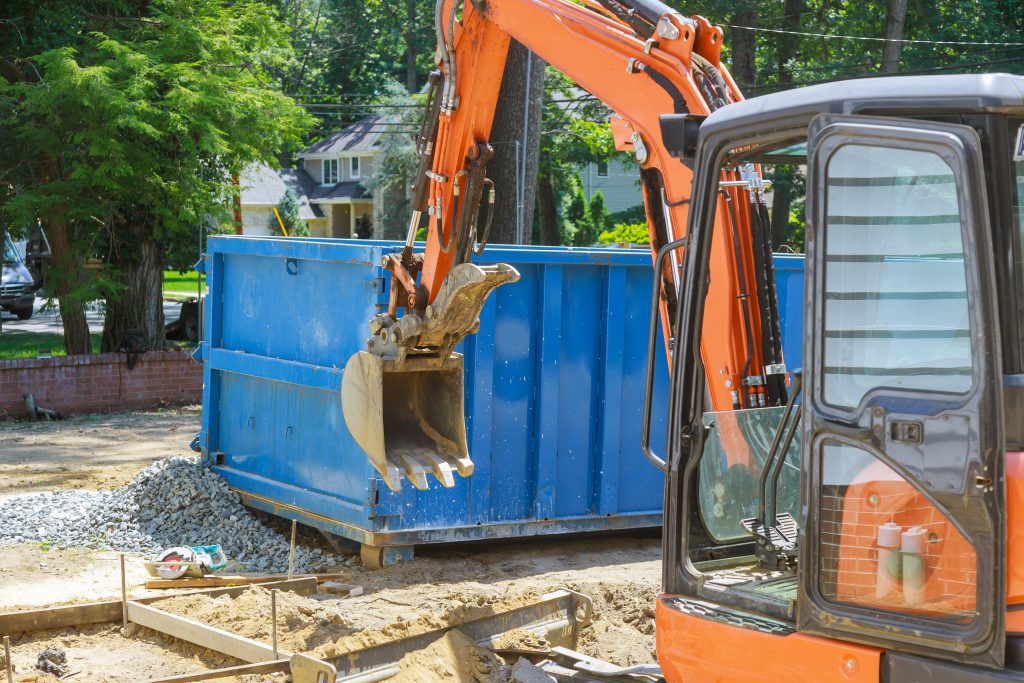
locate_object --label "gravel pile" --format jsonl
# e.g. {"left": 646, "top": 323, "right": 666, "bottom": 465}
{"left": 0, "top": 457, "right": 338, "bottom": 573}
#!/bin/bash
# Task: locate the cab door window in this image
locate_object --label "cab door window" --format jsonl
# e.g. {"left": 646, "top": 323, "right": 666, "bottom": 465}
{"left": 822, "top": 144, "right": 972, "bottom": 410}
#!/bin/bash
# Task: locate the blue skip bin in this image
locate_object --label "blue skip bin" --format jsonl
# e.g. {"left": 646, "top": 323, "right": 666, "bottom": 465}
{"left": 196, "top": 236, "right": 803, "bottom": 565}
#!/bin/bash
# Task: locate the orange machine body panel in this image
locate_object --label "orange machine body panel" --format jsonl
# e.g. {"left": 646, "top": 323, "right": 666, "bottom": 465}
{"left": 1006, "top": 451, "right": 1024, "bottom": 629}
{"left": 657, "top": 452, "right": 1024, "bottom": 678}
{"left": 416, "top": 0, "right": 776, "bottom": 414}
{"left": 656, "top": 598, "right": 882, "bottom": 683}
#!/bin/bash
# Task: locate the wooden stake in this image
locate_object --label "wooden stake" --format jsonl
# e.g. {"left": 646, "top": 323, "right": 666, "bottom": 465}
{"left": 119, "top": 554, "right": 128, "bottom": 628}
{"left": 287, "top": 520, "right": 297, "bottom": 581}
{"left": 270, "top": 589, "right": 278, "bottom": 660}
{"left": 4, "top": 634, "right": 12, "bottom": 683}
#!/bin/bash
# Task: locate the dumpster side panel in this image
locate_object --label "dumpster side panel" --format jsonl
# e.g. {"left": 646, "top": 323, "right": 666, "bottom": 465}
{"left": 199, "top": 236, "right": 804, "bottom": 549}
{"left": 774, "top": 254, "right": 806, "bottom": 373}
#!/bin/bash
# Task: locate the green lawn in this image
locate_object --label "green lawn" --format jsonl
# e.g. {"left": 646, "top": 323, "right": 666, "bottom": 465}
{"left": 0, "top": 332, "right": 102, "bottom": 359}
{"left": 163, "top": 270, "right": 206, "bottom": 298}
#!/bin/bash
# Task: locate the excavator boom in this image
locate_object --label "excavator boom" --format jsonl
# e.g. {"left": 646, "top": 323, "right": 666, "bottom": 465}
{"left": 341, "top": 0, "right": 788, "bottom": 494}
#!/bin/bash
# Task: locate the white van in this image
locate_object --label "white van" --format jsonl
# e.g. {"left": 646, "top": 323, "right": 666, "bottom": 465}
{"left": 2, "top": 233, "right": 35, "bottom": 320}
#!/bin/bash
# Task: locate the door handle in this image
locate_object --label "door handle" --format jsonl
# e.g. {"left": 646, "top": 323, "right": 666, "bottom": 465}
{"left": 641, "top": 237, "right": 688, "bottom": 473}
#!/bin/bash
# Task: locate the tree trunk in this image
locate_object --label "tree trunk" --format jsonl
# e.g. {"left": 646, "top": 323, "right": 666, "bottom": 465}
{"left": 729, "top": 7, "right": 758, "bottom": 90}
{"left": 46, "top": 209, "right": 92, "bottom": 355}
{"left": 404, "top": 0, "right": 418, "bottom": 92}
{"left": 767, "top": 0, "right": 804, "bottom": 246}
{"left": 775, "top": 0, "right": 805, "bottom": 88}
{"left": 232, "top": 173, "right": 243, "bottom": 235}
{"left": 101, "top": 225, "right": 165, "bottom": 353}
{"left": 769, "top": 166, "right": 794, "bottom": 248}
{"left": 536, "top": 172, "right": 560, "bottom": 246}
{"left": 486, "top": 40, "right": 546, "bottom": 244}
{"left": 882, "top": 0, "right": 908, "bottom": 73}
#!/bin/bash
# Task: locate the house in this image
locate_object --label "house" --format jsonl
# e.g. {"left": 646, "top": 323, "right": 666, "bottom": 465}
{"left": 240, "top": 116, "right": 386, "bottom": 238}
{"left": 581, "top": 158, "right": 642, "bottom": 214}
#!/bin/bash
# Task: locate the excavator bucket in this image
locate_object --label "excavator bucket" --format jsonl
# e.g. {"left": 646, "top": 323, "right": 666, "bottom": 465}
{"left": 342, "top": 351, "right": 472, "bottom": 492}
{"left": 341, "top": 259, "right": 519, "bottom": 491}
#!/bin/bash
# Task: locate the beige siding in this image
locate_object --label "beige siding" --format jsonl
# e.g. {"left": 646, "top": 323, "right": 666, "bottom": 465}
{"left": 305, "top": 158, "right": 324, "bottom": 184}
{"left": 582, "top": 159, "right": 643, "bottom": 214}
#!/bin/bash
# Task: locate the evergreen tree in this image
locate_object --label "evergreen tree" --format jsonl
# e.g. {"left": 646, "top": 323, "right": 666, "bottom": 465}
{"left": 566, "top": 174, "right": 593, "bottom": 246}
{"left": 277, "top": 189, "right": 308, "bottom": 237}
{"left": 589, "top": 192, "right": 609, "bottom": 234}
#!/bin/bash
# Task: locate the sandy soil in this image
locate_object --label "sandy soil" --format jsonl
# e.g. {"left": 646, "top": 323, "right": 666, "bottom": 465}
{"left": 150, "top": 534, "right": 661, "bottom": 669}
{"left": 0, "top": 407, "right": 662, "bottom": 680}
{"left": 0, "top": 407, "right": 200, "bottom": 499}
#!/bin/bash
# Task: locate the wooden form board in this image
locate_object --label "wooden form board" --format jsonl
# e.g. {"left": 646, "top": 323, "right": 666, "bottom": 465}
{"left": 143, "top": 573, "right": 348, "bottom": 590}
{"left": 0, "top": 576, "right": 319, "bottom": 635}
{"left": 146, "top": 660, "right": 290, "bottom": 683}
{"left": 126, "top": 601, "right": 293, "bottom": 664}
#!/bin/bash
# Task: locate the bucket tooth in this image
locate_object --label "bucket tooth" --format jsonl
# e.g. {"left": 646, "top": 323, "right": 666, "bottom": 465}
{"left": 342, "top": 351, "right": 470, "bottom": 492}
{"left": 418, "top": 452, "right": 456, "bottom": 488}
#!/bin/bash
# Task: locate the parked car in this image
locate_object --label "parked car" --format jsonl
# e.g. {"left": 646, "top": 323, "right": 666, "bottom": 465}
{"left": 2, "top": 232, "right": 35, "bottom": 320}
{"left": 22, "top": 223, "right": 51, "bottom": 291}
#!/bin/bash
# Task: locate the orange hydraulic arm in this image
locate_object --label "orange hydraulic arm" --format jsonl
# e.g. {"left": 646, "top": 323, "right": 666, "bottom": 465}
{"left": 392, "top": 0, "right": 786, "bottom": 412}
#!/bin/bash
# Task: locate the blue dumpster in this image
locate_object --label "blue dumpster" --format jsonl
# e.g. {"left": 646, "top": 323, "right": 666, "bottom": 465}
{"left": 196, "top": 236, "right": 804, "bottom": 563}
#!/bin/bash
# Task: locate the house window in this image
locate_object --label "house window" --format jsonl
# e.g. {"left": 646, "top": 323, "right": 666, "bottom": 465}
{"left": 323, "top": 159, "right": 339, "bottom": 185}
{"left": 596, "top": 161, "right": 609, "bottom": 177}
{"left": 350, "top": 157, "right": 361, "bottom": 180}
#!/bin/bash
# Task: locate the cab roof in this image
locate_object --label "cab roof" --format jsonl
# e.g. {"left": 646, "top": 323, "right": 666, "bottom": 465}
{"left": 702, "top": 73, "right": 1024, "bottom": 135}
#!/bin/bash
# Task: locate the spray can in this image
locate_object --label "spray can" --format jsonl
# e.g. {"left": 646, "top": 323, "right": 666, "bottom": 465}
{"left": 876, "top": 522, "right": 902, "bottom": 600}
{"left": 902, "top": 526, "right": 929, "bottom": 608}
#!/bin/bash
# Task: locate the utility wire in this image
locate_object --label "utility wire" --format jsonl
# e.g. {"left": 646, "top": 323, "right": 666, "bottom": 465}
{"left": 726, "top": 24, "right": 1024, "bottom": 47}
{"left": 744, "top": 54, "right": 1024, "bottom": 92}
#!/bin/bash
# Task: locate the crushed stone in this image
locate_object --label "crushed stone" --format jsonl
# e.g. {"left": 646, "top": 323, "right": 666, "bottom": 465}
{"left": 0, "top": 457, "right": 340, "bottom": 573}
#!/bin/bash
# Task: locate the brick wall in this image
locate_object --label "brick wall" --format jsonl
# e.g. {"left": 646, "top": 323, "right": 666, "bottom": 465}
{"left": 0, "top": 350, "right": 202, "bottom": 419}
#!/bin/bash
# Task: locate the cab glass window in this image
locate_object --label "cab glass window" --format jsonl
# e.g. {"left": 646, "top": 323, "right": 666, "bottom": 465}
{"left": 823, "top": 144, "right": 973, "bottom": 409}
{"left": 818, "top": 441, "right": 978, "bottom": 620}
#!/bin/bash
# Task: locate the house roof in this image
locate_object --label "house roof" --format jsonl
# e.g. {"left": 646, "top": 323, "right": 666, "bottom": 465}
{"left": 299, "top": 115, "right": 389, "bottom": 156}
{"left": 240, "top": 163, "right": 324, "bottom": 219}
{"left": 310, "top": 181, "right": 370, "bottom": 202}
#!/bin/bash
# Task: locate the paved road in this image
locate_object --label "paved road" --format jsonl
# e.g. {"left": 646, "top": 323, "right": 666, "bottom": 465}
{"left": 0, "top": 296, "right": 184, "bottom": 335}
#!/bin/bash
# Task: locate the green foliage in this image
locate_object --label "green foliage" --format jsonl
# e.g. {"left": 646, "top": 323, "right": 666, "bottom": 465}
{"left": 598, "top": 222, "right": 649, "bottom": 246}
{"left": 0, "top": 0, "right": 312, "bottom": 340}
{"left": 607, "top": 204, "right": 646, "bottom": 227}
{"left": 274, "top": 189, "right": 308, "bottom": 237}
{"left": 673, "top": 0, "right": 1024, "bottom": 94}
{"left": 589, "top": 192, "right": 609, "bottom": 233}
{"left": 565, "top": 174, "right": 595, "bottom": 246}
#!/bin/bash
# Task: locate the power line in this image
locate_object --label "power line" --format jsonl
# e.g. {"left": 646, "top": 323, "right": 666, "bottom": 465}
{"left": 744, "top": 54, "right": 1024, "bottom": 93}
{"left": 726, "top": 24, "right": 1024, "bottom": 47}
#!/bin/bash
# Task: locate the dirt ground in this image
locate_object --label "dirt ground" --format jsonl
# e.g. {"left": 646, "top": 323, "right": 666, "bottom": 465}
{"left": 0, "top": 408, "right": 662, "bottom": 681}
{"left": 0, "top": 407, "right": 201, "bottom": 499}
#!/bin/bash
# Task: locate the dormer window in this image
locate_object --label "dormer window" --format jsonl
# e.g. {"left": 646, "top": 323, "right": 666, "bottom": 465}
{"left": 350, "top": 157, "right": 361, "bottom": 180}
{"left": 323, "top": 159, "right": 339, "bottom": 185}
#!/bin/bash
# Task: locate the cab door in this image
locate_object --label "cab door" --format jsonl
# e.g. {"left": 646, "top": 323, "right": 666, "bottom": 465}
{"left": 797, "top": 115, "right": 1006, "bottom": 667}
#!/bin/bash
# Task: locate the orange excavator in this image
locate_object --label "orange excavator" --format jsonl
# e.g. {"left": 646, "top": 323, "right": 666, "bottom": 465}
{"left": 339, "top": 0, "right": 1024, "bottom": 678}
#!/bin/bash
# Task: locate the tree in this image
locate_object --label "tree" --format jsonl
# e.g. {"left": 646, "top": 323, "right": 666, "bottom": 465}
{"left": 274, "top": 190, "right": 308, "bottom": 236}
{"left": 361, "top": 81, "right": 422, "bottom": 240}
{"left": 881, "top": 0, "right": 909, "bottom": 73}
{"left": 0, "top": 0, "right": 311, "bottom": 354}
{"left": 486, "top": 41, "right": 546, "bottom": 244}
{"left": 589, "top": 192, "right": 609, "bottom": 234}
{"left": 566, "top": 175, "right": 594, "bottom": 246}
{"left": 535, "top": 68, "right": 627, "bottom": 245}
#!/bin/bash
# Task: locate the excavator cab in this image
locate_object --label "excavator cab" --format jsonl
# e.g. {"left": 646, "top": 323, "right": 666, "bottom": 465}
{"left": 657, "top": 75, "right": 1024, "bottom": 682}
